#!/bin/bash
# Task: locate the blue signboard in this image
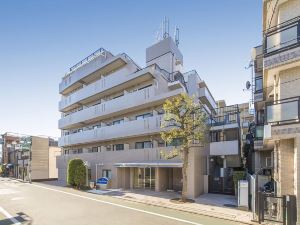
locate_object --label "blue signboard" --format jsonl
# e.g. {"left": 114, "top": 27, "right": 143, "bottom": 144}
{"left": 97, "top": 177, "right": 108, "bottom": 185}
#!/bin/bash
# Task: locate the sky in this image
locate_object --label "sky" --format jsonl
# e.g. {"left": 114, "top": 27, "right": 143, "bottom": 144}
{"left": 0, "top": 0, "right": 262, "bottom": 137}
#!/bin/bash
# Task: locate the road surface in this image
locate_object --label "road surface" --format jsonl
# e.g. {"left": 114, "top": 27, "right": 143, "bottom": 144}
{"left": 0, "top": 178, "right": 242, "bottom": 225}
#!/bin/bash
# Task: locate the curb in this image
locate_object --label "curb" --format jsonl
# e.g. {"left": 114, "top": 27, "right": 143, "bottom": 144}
{"left": 112, "top": 195, "right": 257, "bottom": 224}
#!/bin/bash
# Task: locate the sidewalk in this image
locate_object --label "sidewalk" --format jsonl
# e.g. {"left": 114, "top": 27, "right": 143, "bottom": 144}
{"left": 108, "top": 190, "right": 256, "bottom": 224}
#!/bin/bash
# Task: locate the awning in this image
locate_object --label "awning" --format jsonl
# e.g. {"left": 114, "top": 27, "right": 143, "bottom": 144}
{"left": 114, "top": 161, "right": 182, "bottom": 168}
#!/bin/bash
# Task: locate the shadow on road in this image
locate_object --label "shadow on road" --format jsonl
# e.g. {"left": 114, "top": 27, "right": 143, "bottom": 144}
{"left": 0, "top": 212, "right": 32, "bottom": 225}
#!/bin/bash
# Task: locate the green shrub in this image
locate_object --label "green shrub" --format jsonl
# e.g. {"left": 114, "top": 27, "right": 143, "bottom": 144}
{"left": 67, "top": 159, "right": 86, "bottom": 188}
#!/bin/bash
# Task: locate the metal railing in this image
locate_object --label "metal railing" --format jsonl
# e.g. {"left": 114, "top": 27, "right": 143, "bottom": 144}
{"left": 264, "top": 16, "right": 300, "bottom": 56}
{"left": 68, "top": 48, "right": 107, "bottom": 74}
{"left": 265, "top": 96, "right": 300, "bottom": 125}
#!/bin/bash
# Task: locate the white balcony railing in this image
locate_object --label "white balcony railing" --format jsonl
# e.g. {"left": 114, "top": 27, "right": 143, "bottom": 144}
{"left": 59, "top": 87, "right": 183, "bottom": 129}
{"left": 59, "top": 51, "right": 125, "bottom": 94}
{"left": 58, "top": 115, "right": 163, "bottom": 147}
{"left": 210, "top": 140, "right": 239, "bottom": 156}
{"left": 59, "top": 65, "right": 155, "bottom": 111}
{"left": 198, "top": 86, "right": 217, "bottom": 110}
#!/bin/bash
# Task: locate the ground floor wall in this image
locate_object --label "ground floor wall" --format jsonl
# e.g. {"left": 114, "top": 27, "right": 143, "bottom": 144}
{"left": 57, "top": 145, "right": 208, "bottom": 199}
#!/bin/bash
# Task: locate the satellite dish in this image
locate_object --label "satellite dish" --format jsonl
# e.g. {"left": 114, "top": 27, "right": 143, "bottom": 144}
{"left": 246, "top": 81, "right": 251, "bottom": 90}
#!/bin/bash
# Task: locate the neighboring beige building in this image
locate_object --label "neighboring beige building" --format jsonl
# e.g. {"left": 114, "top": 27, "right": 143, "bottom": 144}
{"left": 57, "top": 35, "right": 218, "bottom": 198}
{"left": 1, "top": 132, "right": 61, "bottom": 181}
{"left": 254, "top": 0, "right": 300, "bottom": 222}
{"left": 208, "top": 101, "right": 253, "bottom": 195}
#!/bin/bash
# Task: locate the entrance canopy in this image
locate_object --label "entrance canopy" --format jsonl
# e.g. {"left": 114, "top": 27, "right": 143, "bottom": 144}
{"left": 114, "top": 161, "right": 182, "bottom": 168}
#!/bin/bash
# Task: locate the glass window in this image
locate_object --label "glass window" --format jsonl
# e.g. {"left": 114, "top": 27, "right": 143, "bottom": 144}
{"left": 135, "top": 142, "right": 144, "bottom": 149}
{"left": 166, "top": 138, "right": 183, "bottom": 147}
{"left": 136, "top": 113, "right": 153, "bottom": 120}
{"left": 113, "top": 119, "right": 124, "bottom": 125}
{"left": 77, "top": 149, "right": 83, "bottom": 154}
{"left": 92, "top": 147, "right": 98, "bottom": 152}
{"left": 114, "top": 144, "right": 124, "bottom": 151}
{"left": 102, "top": 170, "right": 112, "bottom": 179}
{"left": 135, "top": 141, "right": 152, "bottom": 149}
{"left": 255, "top": 77, "right": 263, "bottom": 92}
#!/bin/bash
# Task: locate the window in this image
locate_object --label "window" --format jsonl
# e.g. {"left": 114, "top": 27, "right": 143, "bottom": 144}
{"left": 113, "top": 144, "right": 124, "bottom": 151}
{"left": 64, "top": 150, "right": 69, "bottom": 155}
{"left": 136, "top": 113, "right": 153, "bottom": 120}
{"left": 166, "top": 138, "right": 183, "bottom": 147}
{"left": 77, "top": 148, "right": 83, "bottom": 154}
{"left": 113, "top": 119, "right": 124, "bottom": 125}
{"left": 135, "top": 141, "right": 152, "bottom": 149}
{"left": 102, "top": 170, "right": 112, "bottom": 179}
{"left": 255, "top": 77, "right": 263, "bottom": 93}
{"left": 106, "top": 145, "right": 112, "bottom": 151}
{"left": 88, "top": 147, "right": 98, "bottom": 153}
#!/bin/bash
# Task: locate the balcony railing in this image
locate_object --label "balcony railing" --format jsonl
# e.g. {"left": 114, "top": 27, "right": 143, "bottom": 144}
{"left": 58, "top": 115, "right": 163, "bottom": 147}
{"left": 59, "top": 65, "right": 154, "bottom": 111}
{"left": 266, "top": 96, "right": 300, "bottom": 125}
{"left": 264, "top": 16, "right": 300, "bottom": 56}
{"left": 210, "top": 105, "right": 240, "bottom": 127}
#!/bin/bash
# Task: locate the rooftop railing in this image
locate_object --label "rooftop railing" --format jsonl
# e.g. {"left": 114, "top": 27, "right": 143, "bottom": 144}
{"left": 66, "top": 48, "right": 108, "bottom": 77}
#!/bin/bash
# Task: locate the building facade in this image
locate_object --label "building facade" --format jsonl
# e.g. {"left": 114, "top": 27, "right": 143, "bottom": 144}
{"left": 57, "top": 37, "right": 218, "bottom": 198}
{"left": 209, "top": 101, "right": 253, "bottom": 195}
{"left": 57, "top": 34, "right": 254, "bottom": 198}
{"left": 251, "top": 0, "right": 300, "bottom": 222}
{"left": 1, "top": 132, "right": 61, "bottom": 181}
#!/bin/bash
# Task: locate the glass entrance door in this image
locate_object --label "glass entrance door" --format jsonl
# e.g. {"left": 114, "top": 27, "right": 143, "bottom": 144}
{"left": 133, "top": 167, "right": 155, "bottom": 189}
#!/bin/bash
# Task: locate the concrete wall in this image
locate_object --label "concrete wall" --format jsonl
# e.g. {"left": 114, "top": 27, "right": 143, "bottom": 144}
{"left": 49, "top": 146, "right": 61, "bottom": 179}
{"left": 31, "top": 136, "right": 49, "bottom": 180}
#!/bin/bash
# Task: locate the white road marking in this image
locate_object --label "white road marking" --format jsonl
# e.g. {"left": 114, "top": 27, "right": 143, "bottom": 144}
{"left": 0, "top": 206, "right": 21, "bottom": 225}
{"left": 29, "top": 183, "right": 203, "bottom": 225}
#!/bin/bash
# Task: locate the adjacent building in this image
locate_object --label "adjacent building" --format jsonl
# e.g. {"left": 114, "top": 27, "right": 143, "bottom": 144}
{"left": 209, "top": 101, "right": 253, "bottom": 194}
{"left": 1, "top": 132, "right": 61, "bottom": 181}
{"left": 250, "top": 0, "right": 300, "bottom": 222}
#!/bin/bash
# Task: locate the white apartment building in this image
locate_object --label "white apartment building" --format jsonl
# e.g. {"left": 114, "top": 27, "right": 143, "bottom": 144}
{"left": 57, "top": 36, "right": 217, "bottom": 198}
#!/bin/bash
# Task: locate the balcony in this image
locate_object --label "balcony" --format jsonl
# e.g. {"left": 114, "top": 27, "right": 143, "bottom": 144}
{"left": 58, "top": 87, "right": 183, "bottom": 129}
{"left": 58, "top": 147, "right": 182, "bottom": 167}
{"left": 264, "top": 16, "right": 300, "bottom": 69}
{"left": 58, "top": 115, "right": 163, "bottom": 147}
{"left": 210, "top": 140, "right": 239, "bottom": 156}
{"left": 266, "top": 96, "right": 300, "bottom": 125}
{"left": 210, "top": 105, "right": 240, "bottom": 130}
{"left": 59, "top": 49, "right": 134, "bottom": 95}
{"left": 198, "top": 86, "right": 217, "bottom": 110}
{"left": 59, "top": 65, "right": 156, "bottom": 112}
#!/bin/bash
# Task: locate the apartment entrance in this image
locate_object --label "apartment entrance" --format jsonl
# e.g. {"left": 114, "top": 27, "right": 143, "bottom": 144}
{"left": 209, "top": 156, "right": 234, "bottom": 195}
{"left": 133, "top": 167, "right": 155, "bottom": 189}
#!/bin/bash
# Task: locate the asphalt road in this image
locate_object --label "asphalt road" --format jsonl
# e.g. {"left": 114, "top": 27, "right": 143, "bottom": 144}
{"left": 0, "top": 178, "right": 242, "bottom": 225}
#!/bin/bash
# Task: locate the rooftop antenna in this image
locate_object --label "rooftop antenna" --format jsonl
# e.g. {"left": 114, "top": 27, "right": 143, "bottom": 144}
{"left": 163, "top": 17, "right": 169, "bottom": 39}
{"left": 174, "top": 25, "right": 179, "bottom": 47}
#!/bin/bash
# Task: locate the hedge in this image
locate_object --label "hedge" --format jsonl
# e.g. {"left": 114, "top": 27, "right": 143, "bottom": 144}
{"left": 67, "top": 158, "right": 86, "bottom": 188}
